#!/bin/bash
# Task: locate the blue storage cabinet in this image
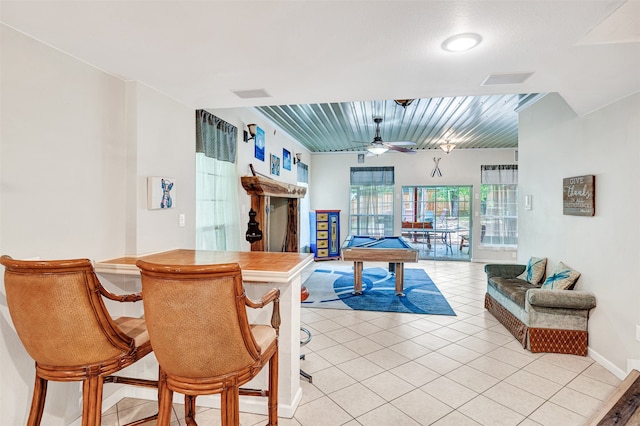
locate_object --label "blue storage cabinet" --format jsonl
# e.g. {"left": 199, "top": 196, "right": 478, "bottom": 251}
{"left": 310, "top": 210, "right": 340, "bottom": 260}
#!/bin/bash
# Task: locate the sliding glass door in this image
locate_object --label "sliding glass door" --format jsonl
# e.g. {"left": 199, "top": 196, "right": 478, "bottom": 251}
{"left": 401, "top": 186, "right": 472, "bottom": 260}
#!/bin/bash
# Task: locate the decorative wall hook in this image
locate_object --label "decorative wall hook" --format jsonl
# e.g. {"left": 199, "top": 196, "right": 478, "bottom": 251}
{"left": 431, "top": 157, "right": 443, "bottom": 177}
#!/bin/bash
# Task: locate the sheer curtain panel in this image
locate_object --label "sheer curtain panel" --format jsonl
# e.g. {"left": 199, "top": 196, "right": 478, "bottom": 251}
{"left": 349, "top": 167, "right": 395, "bottom": 237}
{"left": 195, "top": 110, "right": 240, "bottom": 251}
{"left": 480, "top": 165, "right": 518, "bottom": 247}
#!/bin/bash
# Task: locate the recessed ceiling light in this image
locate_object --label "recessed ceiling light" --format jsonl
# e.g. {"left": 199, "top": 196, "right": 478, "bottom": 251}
{"left": 441, "top": 33, "right": 482, "bottom": 52}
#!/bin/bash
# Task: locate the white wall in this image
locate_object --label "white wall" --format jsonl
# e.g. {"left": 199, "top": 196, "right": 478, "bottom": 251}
{"left": 518, "top": 92, "right": 640, "bottom": 377}
{"left": 1, "top": 25, "right": 128, "bottom": 425}
{"left": 128, "top": 82, "right": 196, "bottom": 255}
{"left": 310, "top": 149, "right": 518, "bottom": 262}
{"left": 0, "top": 25, "right": 195, "bottom": 424}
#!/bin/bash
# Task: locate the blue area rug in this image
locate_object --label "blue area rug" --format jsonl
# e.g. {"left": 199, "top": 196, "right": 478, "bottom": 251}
{"left": 302, "top": 266, "right": 455, "bottom": 315}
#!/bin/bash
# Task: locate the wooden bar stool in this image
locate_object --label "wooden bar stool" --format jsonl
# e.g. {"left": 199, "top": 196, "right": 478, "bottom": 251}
{"left": 0, "top": 255, "right": 158, "bottom": 426}
{"left": 136, "top": 260, "right": 280, "bottom": 426}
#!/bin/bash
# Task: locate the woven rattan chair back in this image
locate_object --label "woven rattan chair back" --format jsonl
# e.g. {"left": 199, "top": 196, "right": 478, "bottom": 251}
{"left": 136, "top": 260, "right": 280, "bottom": 426}
{"left": 1, "top": 255, "right": 157, "bottom": 426}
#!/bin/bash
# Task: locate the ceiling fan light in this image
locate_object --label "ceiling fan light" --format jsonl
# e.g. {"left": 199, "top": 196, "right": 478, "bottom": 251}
{"left": 440, "top": 143, "right": 456, "bottom": 153}
{"left": 367, "top": 145, "right": 389, "bottom": 155}
{"left": 441, "top": 33, "right": 482, "bottom": 52}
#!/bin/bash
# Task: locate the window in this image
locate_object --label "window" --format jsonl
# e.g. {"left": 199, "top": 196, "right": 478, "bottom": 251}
{"left": 195, "top": 110, "right": 240, "bottom": 251}
{"left": 349, "top": 167, "right": 394, "bottom": 237}
{"left": 480, "top": 165, "right": 518, "bottom": 247}
{"left": 297, "top": 161, "right": 311, "bottom": 252}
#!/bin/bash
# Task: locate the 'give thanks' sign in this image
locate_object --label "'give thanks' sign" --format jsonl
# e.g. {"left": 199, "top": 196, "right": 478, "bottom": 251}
{"left": 563, "top": 175, "right": 595, "bottom": 216}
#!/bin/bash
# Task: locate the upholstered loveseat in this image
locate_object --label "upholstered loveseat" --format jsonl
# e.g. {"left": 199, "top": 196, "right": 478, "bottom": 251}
{"left": 484, "top": 262, "right": 596, "bottom": 356}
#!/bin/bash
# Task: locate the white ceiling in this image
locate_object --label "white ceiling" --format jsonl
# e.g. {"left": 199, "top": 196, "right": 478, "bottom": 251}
{"left": 2, "top": 0, "right": 639, "bottom": 148}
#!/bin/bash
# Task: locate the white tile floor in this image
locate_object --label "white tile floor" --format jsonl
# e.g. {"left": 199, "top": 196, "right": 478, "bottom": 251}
{"left": 103, "top": 260, "right": 620, "bottom": 426}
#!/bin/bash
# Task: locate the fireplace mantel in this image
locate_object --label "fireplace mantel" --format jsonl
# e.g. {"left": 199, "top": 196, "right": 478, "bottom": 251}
{"left": 241, "top": 176, "right": 307, "bottom": 198}
{"left": 241, "top": 175, "right": 306, "bottom": 252}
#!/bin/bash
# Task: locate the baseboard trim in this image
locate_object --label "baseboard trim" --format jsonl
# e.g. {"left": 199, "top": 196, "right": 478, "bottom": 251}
{"left": 588, "top": 346, "right": 628, "bottom": 380}
{"left": 73, "top": 384, "right": 302, "bottom": 423}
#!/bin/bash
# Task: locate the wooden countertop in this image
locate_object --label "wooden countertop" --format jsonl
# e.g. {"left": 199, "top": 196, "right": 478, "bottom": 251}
{"left": 95, "top": 249, "right": 314, "bottom": 283}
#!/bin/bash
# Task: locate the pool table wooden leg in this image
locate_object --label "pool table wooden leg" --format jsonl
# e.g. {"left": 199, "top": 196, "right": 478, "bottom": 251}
{"left": 395, "top": 263, "right": 405, "bottom": 296}
{"left": 353, "top": 261, "right": 363, "bottom": 295}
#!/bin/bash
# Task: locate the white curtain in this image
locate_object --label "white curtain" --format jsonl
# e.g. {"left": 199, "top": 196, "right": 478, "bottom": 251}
{"left": 296, "top": 161, "right": 311, "bottom": 252}
{"left": 195, "top": 110, "right": 240, "bottom": 251}
{"left": 481, "top": 165, "right": 518, "bottom": 185}
{"left": 195, "top": 153, "right": 240, "bottom": 251}
{"left": 349, "top": 167, "right": 394, "bottom": 236}
{"left": 481, "top": 165, "right": 518, "bottom": 246}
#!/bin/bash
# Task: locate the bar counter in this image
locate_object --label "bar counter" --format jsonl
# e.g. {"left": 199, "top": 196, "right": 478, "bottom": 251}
{"left": 94, "top": 249, "right": 315, "bottom": 418}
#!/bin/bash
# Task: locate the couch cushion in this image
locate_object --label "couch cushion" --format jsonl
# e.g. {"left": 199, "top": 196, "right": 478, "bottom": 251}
{"left": 541, "top": 262, "right": 581, "bottom": 290}
{"left": 488, "top": 277, "right": 540, "bottom": 309}
{"left": 527, "top": 288, "right": 596, "bottom": 310}
{"left": 516, "top": 257, "right": 547, "bottom": 284}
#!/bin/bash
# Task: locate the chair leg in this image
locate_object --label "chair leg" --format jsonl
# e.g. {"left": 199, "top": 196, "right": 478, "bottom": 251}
{"left": 220, "top": 386, "right": 240, "bottom": 426}
{"left": 156, "top": 374, "right": 174, "bottom": 426}
{"left": 268, "top": 351, "right": 279, "bottom": 426}
{"left": 185, "top": 395, "right": 197, "bottom": 425}
{"left": 27, "top": 375, "right": 47, "bottom": 426}
{"left": 300, "top": 327, "right": 313, "bottom": 383}
{"left": 300, "top": 365, "right": 313, "bottom": 383}
{"left": 81, "top": 376, "right": 104, "bottom": 426}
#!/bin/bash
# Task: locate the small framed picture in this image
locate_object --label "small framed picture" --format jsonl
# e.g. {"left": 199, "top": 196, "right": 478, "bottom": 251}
{"left": 283, "top": 149, "right": 292, "bottom": 171}
{"left": 147, "top": 177, "right": 176, "bottom": 210}
{"left": 254, "top": 126, "right": 265, "bottom": 161}
{"left": 270, "top": 154, "right": 280, "bottom": 176}
{"left": 563, "top": 175, "right": 595, "bottom": 216}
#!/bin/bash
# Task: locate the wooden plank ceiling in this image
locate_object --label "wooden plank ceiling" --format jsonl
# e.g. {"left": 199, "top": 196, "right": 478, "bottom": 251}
{"left": 256, "top": 94, "right": 541, "bottom": 153}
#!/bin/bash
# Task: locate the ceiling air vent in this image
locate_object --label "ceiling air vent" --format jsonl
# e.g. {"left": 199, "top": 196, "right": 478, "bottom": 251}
{"left": 482, "top": 72, "right": 533, "bottom": 86}
{"left": 232, "top": 89, "right": 271, "bottom": 99}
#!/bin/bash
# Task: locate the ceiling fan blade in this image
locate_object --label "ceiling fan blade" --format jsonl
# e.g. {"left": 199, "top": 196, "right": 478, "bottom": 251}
{"left": 385, "top": 141, "right": 416, "bottom": 146}
{"left": 386, "top": 144, "right": 416, "bottom": 153}
{"left": 356, "top": 118, "right": 417, "bottom": 154}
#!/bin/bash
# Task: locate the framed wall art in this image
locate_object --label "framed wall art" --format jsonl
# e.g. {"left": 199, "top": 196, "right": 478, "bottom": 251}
{"left": 147, "top": 176, "right": 176, "bottom": 210}
{"left": 283, "top": 148, "right": 292, "bottom": 171}
{"left": 270, "top": 154, "right": 280, "bottom": 176}
{"left": 254, "top": 126, "right": 265, "bottom": 161}
{"left": 563, "top": 174, "right": 595, "bottom": 216}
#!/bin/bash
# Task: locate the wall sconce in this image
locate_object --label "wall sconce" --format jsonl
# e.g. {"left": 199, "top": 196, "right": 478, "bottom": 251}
{"left": 244, "top": 123, "right": 257, "bottom": 142}
{"left": 293, "top": 153, "right": 302, "bottom": 164}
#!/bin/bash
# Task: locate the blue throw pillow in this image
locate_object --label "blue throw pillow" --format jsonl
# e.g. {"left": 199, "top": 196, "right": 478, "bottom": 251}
{"left": 542, "top": 262, "right": 581, "bottom": 290}
{"left": 517, "top": 257, "right": 547, "bottom": 284}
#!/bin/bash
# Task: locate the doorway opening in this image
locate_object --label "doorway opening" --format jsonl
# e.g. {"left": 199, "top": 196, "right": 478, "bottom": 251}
{"left": 401, "top": 186, "right": 472, "bottom": 261}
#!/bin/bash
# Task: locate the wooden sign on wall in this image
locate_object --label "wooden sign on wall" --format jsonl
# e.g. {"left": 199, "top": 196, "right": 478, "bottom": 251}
{"left": 563, "top": 175, "right": 595, "bottom": 216}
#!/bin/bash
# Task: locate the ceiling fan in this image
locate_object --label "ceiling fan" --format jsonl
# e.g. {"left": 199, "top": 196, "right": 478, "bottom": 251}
{"left": 358, "top": 117, "right": 416, "bottom": 155}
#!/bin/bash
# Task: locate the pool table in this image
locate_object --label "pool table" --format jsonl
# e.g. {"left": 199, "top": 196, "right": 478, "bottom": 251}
{"left": 341, "top": 235, "right": 419, "bottom": 296}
